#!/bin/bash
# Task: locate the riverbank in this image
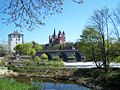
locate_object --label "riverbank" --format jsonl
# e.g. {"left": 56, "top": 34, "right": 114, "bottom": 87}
{"left": 5, "top": 64, "right": 120, "bottom": 90}
{"left": 0, "top": 77, "right": 43, "bottom": 90}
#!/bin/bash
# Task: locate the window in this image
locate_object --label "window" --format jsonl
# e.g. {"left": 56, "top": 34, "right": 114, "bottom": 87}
{"left": 16, "top": 39, "right": 17, "bottom": 41}
{"left": 16, "top": 42, "right": 17, "bottom": 44}
{"left": 11, "top": 39, "right": 12, "bottom": 41}
{"left": 19, "top": 38, "right": 20, "bottom": 41}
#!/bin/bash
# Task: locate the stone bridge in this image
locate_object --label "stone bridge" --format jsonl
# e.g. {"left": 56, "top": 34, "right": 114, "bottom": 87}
{"left": 36, "top": 50, "right": 84, "bottom": 62}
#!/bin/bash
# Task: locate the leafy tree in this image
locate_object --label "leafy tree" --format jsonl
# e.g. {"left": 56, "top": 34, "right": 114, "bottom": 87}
{"left": 78, "top": 27, "right": 102, "bottom": 64}
{"left": 30, "top": 49, "right": 36, "bottom": 56}
{"left": 15, "top": 42, "right": 42, "bottom": 56}
{"left": 15, "top": 44, "right": 23, "bottom": 54}
{"left": 52, "top": 44, "right": 61, "bottom": 50}
{"left": 15, "top": 42, "right": 33, "bottom": 55}
{"left": 22, "top": 42, "right": 33, "bottom": 55}
{"left": 90, "top": 7, "right": 112, "bottom": 71}
{"left": 32, "top": 41, "right": 42, "bottom": 51}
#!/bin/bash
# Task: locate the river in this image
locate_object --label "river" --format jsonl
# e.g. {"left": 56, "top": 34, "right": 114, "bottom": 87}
{"left": 13, "top": 77, "right": 91, "bottom": 90}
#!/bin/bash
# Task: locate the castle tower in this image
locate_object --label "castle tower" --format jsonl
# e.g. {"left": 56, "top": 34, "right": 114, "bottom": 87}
{"left": 8, "top": 30, "right": 24, "bottom": 52}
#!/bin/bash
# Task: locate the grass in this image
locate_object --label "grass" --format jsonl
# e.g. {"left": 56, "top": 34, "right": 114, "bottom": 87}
{"left": 0, "top": 77, "right": 41, "bottom": 90}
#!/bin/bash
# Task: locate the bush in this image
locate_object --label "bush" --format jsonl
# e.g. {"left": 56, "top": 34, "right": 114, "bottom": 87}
{"left": 52, "top": 56, "right": 60, "bottom": 61}
{"left": 7, "top": 64, "right": 16, "bottom": 70}
{"left": 41, "top": 53, "right": 48, "bottom": 60}
{"left": 59, "top": 60, "right": 65, "bottom": 66}
{"left": 33, "top": 56, "right": 41, "bottom": 62}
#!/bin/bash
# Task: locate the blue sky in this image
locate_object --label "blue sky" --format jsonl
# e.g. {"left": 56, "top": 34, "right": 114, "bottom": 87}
{"left": 0, "top": 0, "right": 119, "bottom": 44}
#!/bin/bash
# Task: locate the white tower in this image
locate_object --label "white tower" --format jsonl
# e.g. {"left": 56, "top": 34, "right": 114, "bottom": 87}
{"left": 8, "top": 31, "right": 24, "bottom": 53}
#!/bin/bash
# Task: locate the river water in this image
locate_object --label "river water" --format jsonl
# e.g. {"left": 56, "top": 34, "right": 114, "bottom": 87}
{"left": 32, "top": 81, "right": 90, "bottom": 90}
{"left": 13, "top": 77, "right": 90, "bottom": 90}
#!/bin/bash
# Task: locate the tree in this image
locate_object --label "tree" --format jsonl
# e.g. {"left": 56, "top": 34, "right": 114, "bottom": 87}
{"left": 90, "top": 7, "right": 112, "bottom": 71}
{"left": 0, "top": 0, "right": 63, "bottom": 31}
{"left": 111, "top": 7, "right": 120, "bottom": 41}
{"left": 0, "top": 0, "right": 84, "bottom": 31}
{"left": 15, "top": 44, "right": 23, "bottom": 54}
{"left": 32, "top": 41, "right": 42, "bottom": 51}
{"left": 30, "top": 48, "right": 36, "bottom": 56}
{"left": 15, "top": 42, "right": 34, "bottom": 55}
{"left": 78, "top": 27, "right": 102, "bottom": 66}
{"left": 22, "top": 42, "right": 33, "bottom": 55}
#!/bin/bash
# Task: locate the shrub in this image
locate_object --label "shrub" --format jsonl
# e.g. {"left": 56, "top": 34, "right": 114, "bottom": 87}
{"left": 59, "top": 60, "right": 65, "bottom": 66}
{"left": 41, "top": 53, "right": 48, "bottom": 60}
{"left": 52, "top": 56, "right": 60, "bottom": 61}
{"left": 34, "top": 56, "right": 41, "bottom": 62}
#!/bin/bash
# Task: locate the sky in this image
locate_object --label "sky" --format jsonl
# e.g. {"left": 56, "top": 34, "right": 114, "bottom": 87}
{"left": 0, "top": 0, "right": 119, "bottom": 44}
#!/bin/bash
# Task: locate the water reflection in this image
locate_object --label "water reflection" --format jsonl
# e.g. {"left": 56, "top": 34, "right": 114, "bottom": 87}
{"left": 32, "top": 81, "right": 90, "bottom": 90}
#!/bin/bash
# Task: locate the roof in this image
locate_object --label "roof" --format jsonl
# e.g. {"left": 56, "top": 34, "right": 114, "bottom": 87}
{"left": 8, "top": 31, "right": 23, "bottom": 36}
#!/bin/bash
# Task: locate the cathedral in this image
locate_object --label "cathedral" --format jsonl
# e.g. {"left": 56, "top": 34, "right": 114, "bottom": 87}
{"left": 49, "top": 29, "right": 65, "bottom": 45}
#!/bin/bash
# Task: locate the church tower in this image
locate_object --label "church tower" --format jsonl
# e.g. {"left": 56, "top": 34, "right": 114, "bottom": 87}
{"left": 49, "top": 28, "right": 66, "bottom": 45}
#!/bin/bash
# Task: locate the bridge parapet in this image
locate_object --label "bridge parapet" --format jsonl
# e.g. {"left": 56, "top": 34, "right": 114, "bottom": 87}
{"left": 36, "top": 50, "right": 84, "bottom": 62}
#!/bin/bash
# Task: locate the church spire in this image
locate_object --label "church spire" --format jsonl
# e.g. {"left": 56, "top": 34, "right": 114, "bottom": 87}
{"left": 53, "top": 28, "right": 56, "bottom": 38}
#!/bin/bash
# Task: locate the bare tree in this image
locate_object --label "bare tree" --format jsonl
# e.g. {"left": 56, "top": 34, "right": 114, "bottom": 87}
{"left": 0, "top": 0, "right": 63, "bottom": 31}
{"left": 0, "top": 0, "right": 84, "bottom": 31}
{"left": 90, "top": 7, "right": 111, "bottom": 71}
{"left": 111, "top": 7, "right": 120, "bottom": 41}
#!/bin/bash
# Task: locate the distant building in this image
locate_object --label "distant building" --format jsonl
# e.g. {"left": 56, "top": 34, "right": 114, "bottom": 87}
{"left": 8, "top": 31, "right": 24, "bottom": 52}
{"left": 49, "top": 28, "right": 65, "bottom": 45}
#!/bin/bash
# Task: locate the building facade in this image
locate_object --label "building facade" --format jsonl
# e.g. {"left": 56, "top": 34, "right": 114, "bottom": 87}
{"left": 8, "top": 31, "right": 24, "bottom": 52}
{"left": 49, "top": 29, "right": 65, "bottom": 45}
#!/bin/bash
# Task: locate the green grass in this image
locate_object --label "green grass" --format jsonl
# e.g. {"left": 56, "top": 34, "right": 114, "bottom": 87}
{"left": 0, "top": 78, "right": 40, "bottom": 90}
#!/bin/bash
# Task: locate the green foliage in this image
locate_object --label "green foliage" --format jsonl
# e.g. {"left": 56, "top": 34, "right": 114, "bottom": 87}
{"left": 52, "top": 56, "right": 60, "bottom": 61}
{"left": 77, "top": 27, "right": 101, "bottom": 61}
{"left": 15, "top": 42, "right": 42, "bottom": 56}
{"left": 8, "top": 58, "right": 65, "bottom": 73}
{"left": 0, "top": 78, "right": 39, "bottom": 90}
{"left": 22, "top": 42, "right": 33, "bottom": 55}
{"left": 32, "top": 41, "right": 43, "bottom": 51}
{"left": 30, "top": 49, "right": 36, "bottom": 56}
{"left": 114, "top": 56, "right": 120, "bottom": 63}
{"left": 15, "top": 44, "right": 23, "bottom": 54}
{"left": 41, "top": 53, "right": 48, "bottom": 60}
{"left": 59, "top": 60, "right": 64, "bottom": 66}
{"left": 34, "top": 56, "right": 41, "bottom": 62}
{"left": 34, "top": 45, "right": 42, "bottom": 51}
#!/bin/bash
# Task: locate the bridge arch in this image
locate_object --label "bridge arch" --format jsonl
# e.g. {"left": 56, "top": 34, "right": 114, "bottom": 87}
{"left": 74, "top": 52, "right": 81, "bottom": 62}
{"left": 59, "top": 52, "right": 68, "bottom": 62}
